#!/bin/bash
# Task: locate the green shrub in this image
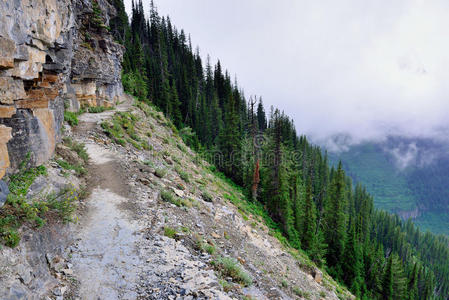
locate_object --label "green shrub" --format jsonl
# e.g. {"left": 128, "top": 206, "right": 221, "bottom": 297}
{"left": 212, "top": 256, "right": 252, "bottom": 286}
{"left": 3, "top": 229, "right": 20, "bottom": 248}
{"left": 143, "top": 160, "right": 154, "bottom": 168}
{"left": 45, "top": 187, "right": 78, "bottom": 223}
{"left": 177, "top": 143, "right": 187, "bottom": 153}
{"left": 135, "top": 101, "right": 152, "bottom": 117}
{"left": 201, "top": 191, "right": 213, "bottom": 202}
{"left": 88, "top": 106, "right": 113, "bottom": 113}
{"left": 161, "top": 190, "right": 175, "bottom": 203}
{"left": 176, "top": 166, "right": 190, "bottom": 183}
{"left": 180, "top": 226, "right": 190, "bottom": 233}
{"left": 293, "top": 287, "right": 310, "bottom": 299}
{"left": 219, "top": 279, "right": 232, "bottom": 292}
{"left": 64, "top": 111, "right": 79, "bottom": 126}
{"left": 205, "top": 244, "right": 216, "bottom": 255}
{"left": 164, "top": 226, "right": 176, "bottom": 239}
{"left": 281, "top": 279, "right": 288, "bottom": 288}
{"left": 56, "top": 159, "right": 87, "bottom": 176}
{"left": 154, "top": 168, "right": 167, "bottom": 178}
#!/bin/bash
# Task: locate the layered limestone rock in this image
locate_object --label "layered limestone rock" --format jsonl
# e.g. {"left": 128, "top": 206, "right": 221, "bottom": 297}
{"left": 0, "top": 0, "right": 124, "bottom": 177}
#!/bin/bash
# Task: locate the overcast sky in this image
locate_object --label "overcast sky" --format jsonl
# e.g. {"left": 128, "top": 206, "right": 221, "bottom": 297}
{"left": 124, "top": 0, "right": 449, "bottom": 147}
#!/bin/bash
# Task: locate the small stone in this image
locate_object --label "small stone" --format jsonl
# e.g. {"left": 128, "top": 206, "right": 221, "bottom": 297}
{"left": 139, "top": 177, "right": 151, "bottom": 185}
{"left": 173, "top": 188, "right": 184, "bottom": 197}
{"left": 237, "top": 257, "right": 246, "bottom": 265}
{"left": 211, "top": 232, "right": 220, "bottom": 239}
{"left": 52, "top": 288, "right": 62, "bottom": 296}
{"left": 62, "top": 269, "right": 73, "bottom": 275}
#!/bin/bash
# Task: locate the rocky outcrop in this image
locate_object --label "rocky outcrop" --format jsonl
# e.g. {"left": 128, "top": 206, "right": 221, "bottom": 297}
{"left": 0, "top": 0, "right": 124, "bottom": 177}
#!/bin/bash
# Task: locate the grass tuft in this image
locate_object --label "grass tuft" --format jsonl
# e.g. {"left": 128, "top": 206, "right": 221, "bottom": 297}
{"left": 164, "top": 226, "right": 177, "bottom": 239}
{"left": 154, "top": 168, "right": 167, "bottom": 178}
{"left": 212, "top": 256, "right": 252, "bottom": 286}
{"left": 87, "top": 106, "right": 114, "bottom": 113}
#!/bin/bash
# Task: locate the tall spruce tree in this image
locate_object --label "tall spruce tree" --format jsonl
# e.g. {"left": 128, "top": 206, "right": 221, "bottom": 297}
{"left": 323, "top": 162, "right": 347, "bottom": 277}
{"left": 342, "top": 221, "right": 363, "bottom": 296}
{"left": 301, "top": 178, "right": 317, "bottom": 252}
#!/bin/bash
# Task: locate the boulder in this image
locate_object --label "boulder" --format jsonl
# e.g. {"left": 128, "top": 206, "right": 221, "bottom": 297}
{"left": 312, "top": 268, "right": 323, "bottom": 284}
{"left": 173, "top": 188, "right": 184, "bottom": 198}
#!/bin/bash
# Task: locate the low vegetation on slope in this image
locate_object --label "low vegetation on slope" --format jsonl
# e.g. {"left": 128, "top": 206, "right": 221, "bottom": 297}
{"left": 0, "top": 139, "right": 88, "bottom": 248}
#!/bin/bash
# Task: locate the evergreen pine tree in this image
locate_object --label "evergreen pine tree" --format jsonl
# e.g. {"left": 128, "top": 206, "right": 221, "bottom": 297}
{"left": 301, "top": 178, "right": 317, "bottom": 252}
{"left": 323, "top": 162, "right": 347, "bottom": 277}
{"left": 382, "top": 255, "right": 394, "bottom": 300}
{"left": 342, "top": 220, "right": 362, "bottom": 296}
{"left": 257, "top": 98, "right": 267, "bottom": 132}
{"left": 407, "top": 263, "right": 419, "bottom": 300}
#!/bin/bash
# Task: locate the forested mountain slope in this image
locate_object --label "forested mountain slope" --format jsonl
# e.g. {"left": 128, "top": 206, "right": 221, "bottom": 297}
{"left": 109, "top": 1, "right": 449, "bottom": 299}
{"left": 328, "top": 136, "right": 449, "bottom": 235}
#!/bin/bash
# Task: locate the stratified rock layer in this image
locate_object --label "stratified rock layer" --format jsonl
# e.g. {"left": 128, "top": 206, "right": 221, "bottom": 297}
{"left": 0, "top": 0, "right": 124, "bottom": 175}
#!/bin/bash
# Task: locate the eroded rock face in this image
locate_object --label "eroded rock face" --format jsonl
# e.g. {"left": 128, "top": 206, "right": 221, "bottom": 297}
{"left": 0, "top": 0, "right": 123, "bottom": 175}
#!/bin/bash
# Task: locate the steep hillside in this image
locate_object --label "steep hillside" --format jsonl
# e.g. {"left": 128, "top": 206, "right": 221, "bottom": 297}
{"left": 113, "top": 2, "right": 449, "bottom": 298}
{"left": 71, "top": 99, "right": 354, "bottom": 299}
{"left": 0, "top": 97, "right": 353, "bottom": 299}
{"left": 328, "top": 136, "right": 449, "bottom": 235}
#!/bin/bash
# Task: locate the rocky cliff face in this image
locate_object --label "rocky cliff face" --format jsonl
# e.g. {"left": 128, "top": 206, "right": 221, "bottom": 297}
{"left": 0, "top": 0, "right": 123, "bottom": 178}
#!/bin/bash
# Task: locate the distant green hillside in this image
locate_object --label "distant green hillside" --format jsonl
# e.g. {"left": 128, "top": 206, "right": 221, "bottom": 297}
{"left": 328, "top": 137, "right": 449, "bottom": 235}
{"left": 329, "top": 143, "right": 417, "bottom": 212}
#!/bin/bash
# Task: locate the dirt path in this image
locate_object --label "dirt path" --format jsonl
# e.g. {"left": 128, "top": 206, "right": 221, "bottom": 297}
{"left": 68, "top": 98, "right": 145, "bottom": 299}
{"left": 70, "top": 142, "right": 143, "bottom": 300}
